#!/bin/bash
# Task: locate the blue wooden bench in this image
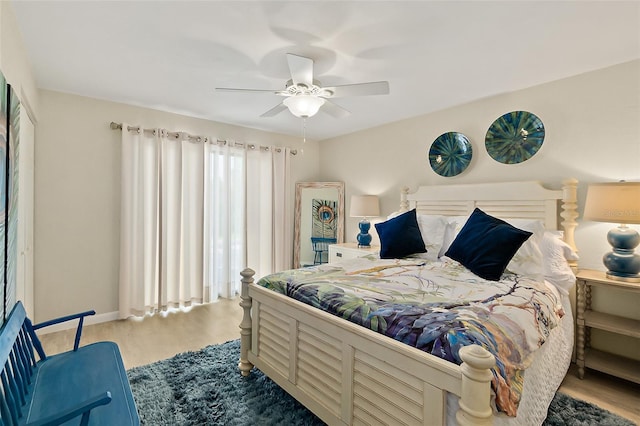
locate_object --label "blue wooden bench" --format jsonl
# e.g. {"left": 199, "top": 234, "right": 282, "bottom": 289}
{"left": 0, "top": 302, "right": 139, "bottom": 425}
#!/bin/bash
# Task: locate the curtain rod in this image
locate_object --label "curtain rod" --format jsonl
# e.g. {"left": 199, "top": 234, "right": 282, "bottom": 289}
{"left": 110, "top": 122, "right": 297, "bottom": 155}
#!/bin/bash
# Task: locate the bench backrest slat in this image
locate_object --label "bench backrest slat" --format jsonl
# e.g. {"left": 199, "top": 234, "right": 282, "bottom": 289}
{"left": 19, "top": 326, "right": 37, "bottom": 368}
{"left": 15, "top": 332, "right": 33, "bottom": 385}
{"left": 8, "top": 351, "right": 26, "bottom": 407}
{"left": 0, "top": 381, "right": 16, "bottom": 426}
{"left": 1, "top": 368, "right": 19, "bottom": 425}
{"left": 23, "top": 318, "right": 45, "bottom": 362}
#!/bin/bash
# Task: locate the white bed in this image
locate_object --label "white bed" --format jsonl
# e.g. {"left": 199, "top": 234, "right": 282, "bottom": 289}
{"left": 239, "top": 180, "right": 579, "bottom": 426}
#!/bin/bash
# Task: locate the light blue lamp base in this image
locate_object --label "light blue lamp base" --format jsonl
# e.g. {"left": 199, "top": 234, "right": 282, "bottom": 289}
{"left": 357, "top": 219, "right": 372, "bottom": 247}
{"left": 604, "top": 225, "right": 640, "bottom": 282}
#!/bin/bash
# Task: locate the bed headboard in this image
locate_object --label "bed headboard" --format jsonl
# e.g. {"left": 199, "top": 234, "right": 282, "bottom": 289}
{"left": 398, "top": 179, "right": 579, "bottom": 265}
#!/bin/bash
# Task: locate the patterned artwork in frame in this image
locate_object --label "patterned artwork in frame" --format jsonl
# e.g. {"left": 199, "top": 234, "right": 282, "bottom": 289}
{"left": 7, "top": 83, "right": 20, "bottom": 318}
{"left": 0, "top": 73, "right": 6, "bottom": 321}
{"left": 312, "top": 199, "right": 337, "bottom": 239}
{"left": 0, "top": 70, "right": 20, "bottom": 323}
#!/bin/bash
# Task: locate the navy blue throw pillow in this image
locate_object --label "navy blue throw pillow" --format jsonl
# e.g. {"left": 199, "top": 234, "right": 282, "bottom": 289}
{"left": 444, "top": 208, "right": 532, "bottom": 281}
{"left": 375, "top": 209, "right": 426, "bottom": 259}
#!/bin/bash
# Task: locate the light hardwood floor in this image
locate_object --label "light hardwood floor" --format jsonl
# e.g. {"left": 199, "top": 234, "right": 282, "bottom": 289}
{"left": 38, "top": 299, "right": 640, "bottom": 424}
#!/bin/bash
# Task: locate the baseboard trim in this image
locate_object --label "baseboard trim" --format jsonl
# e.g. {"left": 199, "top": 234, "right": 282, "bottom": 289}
{"left": 36, "top": 311, "right": 120, "bottom": 335}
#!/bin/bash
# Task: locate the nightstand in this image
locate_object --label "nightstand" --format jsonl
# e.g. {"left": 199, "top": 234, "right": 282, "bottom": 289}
{"left": 576, "top": 269, "right": 640, "bottom": 384}
{"left": 328, "top": 243, "right": 379, "bottom": 263}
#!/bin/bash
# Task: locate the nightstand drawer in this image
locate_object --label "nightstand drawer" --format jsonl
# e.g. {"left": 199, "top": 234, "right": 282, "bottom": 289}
{"left": 328, "top": 243, "right": 379, "bottom": 263}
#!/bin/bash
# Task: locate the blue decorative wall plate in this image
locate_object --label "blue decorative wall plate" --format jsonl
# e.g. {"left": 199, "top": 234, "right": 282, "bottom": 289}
{"left": 428, "top": 132, "right": 472, "bottom": 177}
{"left": 485, "top": 111, "right": 545, "bottom": 164}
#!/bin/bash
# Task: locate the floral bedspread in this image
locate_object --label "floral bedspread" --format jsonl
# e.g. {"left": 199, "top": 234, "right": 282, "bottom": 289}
{"left": 257, "top": 255, "right": 564, "bottom": 416}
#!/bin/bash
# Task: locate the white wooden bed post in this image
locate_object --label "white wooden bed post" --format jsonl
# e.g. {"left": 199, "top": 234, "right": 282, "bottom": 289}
{"left": 456, "top": 345, "right": 496, "bottom": 426}
{"left": 239, "top": 268, "right": 255, "bottom": 376}
{"left": 399, "top": 186, "right": 410, "bottom": 213}
{"left": 561, "top": 178, "right": 579, "bottom": 271}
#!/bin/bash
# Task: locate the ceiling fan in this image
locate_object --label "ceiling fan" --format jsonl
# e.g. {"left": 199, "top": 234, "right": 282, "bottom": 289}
{"left": 216, "top": 53, "right": 390, "bottom": 119}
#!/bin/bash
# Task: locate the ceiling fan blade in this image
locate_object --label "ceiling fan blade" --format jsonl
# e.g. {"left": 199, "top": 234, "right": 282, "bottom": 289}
{"left": 286, "top": 53, "right": 314, "bottom": 87}
{"left": 321, "top": 100, "right": 350, "bottom": 118}
{"left": 216, "top": 87, "right": 285, "bottom": 95}
{"left": 260, "top": 103, "right": 288, "bottom": 117}
{"left": 323, "top": 81, "right": 390, "bottom": 98}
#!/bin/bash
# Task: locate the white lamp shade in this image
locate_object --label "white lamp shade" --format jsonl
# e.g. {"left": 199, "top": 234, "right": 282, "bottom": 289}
{"left": 584, "top": 182, "right": 640, "bottom": 224}
{"left": 350, "top": 195, "right": 380, "bottom": 218}
{"left": 283, "top": 95, "right": 325, "bottom": 118}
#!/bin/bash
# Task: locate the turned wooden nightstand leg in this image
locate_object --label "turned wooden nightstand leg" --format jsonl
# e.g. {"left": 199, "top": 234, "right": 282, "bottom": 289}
{"left": 584, "top": 285, "right": 592, "bottom": 351}
{"left": 576, "top": 279, "right": 586, "bottom": 379}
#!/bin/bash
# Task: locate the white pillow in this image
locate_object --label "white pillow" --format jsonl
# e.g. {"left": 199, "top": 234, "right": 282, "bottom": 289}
{"left": 387, "top": 212, "right": 449, "bottom": 261}
{"left": 440, "top": 215, "right": 470, "bottom": 257}
{"left": 415, "top": 215, "right": 449, "bottom": 261}
{"left": 504, "top": 219, "right": 546, "bottom": 278}
{"left": 540, "top": 231, "right": 579, "bottom": 295}
{"left": 386, "top": 211, "right": 402, "bottom": 220}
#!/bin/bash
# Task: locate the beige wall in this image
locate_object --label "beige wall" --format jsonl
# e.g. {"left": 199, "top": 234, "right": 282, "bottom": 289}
{"left": 34, "top": 90, "right": 320, "bottom": 322}
{"left": 319, "top": 60, "right": 640, "bottom": 359}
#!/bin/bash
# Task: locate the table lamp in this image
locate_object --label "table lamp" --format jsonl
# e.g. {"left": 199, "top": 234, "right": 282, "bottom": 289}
{"left": 350, "top": 195, "right": 380, "bottom": 247}
{"left": 583, "top": 181, "right": 640, "bottom": 282}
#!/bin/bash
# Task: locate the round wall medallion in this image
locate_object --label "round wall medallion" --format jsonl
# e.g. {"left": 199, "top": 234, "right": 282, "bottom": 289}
{"left": 428, "top": 132, "right": 473, "bottom": 177}
{"left": 485, "top": 111, "right": 545, "bottom": 164}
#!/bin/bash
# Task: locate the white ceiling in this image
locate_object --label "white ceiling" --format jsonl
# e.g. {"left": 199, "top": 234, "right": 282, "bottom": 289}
{"left": 11, "top": 1, "right": 640, "bottom": 141}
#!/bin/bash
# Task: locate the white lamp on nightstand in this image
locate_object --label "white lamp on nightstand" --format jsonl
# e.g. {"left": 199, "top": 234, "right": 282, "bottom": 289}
{"left": 350, "top": 195, "right": 380, "bottom": 247}
{"left": 584, "top": 181, "right": 640, "bottom": 282}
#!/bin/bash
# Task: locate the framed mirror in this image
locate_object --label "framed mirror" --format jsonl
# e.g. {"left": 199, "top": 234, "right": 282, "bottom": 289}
{"left": 294, "top": 182, "right": 345, "bottom": 269}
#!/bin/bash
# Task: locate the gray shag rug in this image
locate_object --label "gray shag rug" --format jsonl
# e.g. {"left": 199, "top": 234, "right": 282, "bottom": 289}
{"left": 127, "top": 340, "right": 636, "bottom": 426}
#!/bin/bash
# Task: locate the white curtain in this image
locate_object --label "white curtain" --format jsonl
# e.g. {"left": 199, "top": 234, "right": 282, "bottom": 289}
{"left": 246, "top": 147, "right": 293, "bottom": 279}
{"left": 203, "top": 141, "right": 245, "bottom": 299}
{"left": 119, "top": 125, "right": 291, "bottom": 318}
{"left": 119, "top": 127, "right": 161, "bottom": 318}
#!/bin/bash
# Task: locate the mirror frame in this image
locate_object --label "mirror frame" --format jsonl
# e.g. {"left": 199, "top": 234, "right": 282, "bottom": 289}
{"left": 293, "top": 182, "right": 345, "bottom": 269}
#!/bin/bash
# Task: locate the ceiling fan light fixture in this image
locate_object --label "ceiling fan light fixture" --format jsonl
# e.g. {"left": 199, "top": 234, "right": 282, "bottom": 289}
{"left": 283, "top": 95, "right": 325, "bottom": 118}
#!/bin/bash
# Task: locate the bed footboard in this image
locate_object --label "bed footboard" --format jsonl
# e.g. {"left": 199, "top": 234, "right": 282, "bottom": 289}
{"left": 238, "top": 268, "right": 255, "bottom": 377}
{"left": 238, "top": 268, "right": 495, "bottom": 426}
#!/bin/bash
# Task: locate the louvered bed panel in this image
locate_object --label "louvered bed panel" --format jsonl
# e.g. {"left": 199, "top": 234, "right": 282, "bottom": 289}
{"left": 414, "top": 200, "right": 471, "bottom": 217}
{"left": 255, "top": 303, "right": 290, "bottom": 377}
{"left": 297, "top": 323, "right": 343, "bottom": 416}
{"left": 475, "top": 200, "right": 558, "bottom": 228}
{"left": 406, "top": 183, "right": 563, "bottom": 230}
{"left": 415, "top": 200, "right": 555, "bottom": 226}
{"left": 353, "top": 349, "right": 442, "bottom": 426}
